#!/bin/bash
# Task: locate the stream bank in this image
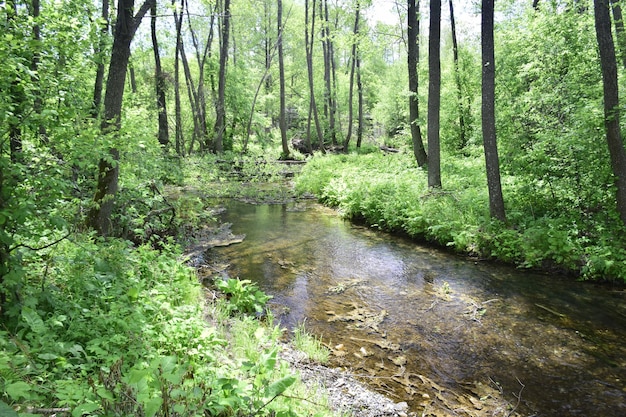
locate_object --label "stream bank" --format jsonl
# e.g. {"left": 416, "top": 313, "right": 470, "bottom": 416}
{"left": 203, "top": 199, "right": 626, "bottom": 417}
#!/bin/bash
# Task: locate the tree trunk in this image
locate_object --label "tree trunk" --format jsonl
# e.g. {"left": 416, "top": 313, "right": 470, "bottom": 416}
{"left": 610, "top": 0, "right": 626, "bottom": 70}
{"left": 92, "top": 0, "right": 109, "bottom": 118}
{"left": 407, "top": 0, "right": 427, "bottom": 167}
{"left": 213, "top": 0, "right": 231, "bottom": 153}
{"left": 305, "top": 0, "right": 325, "bottom": 151}
{"left": 151, "top": 2, "right": 169, "bottom": 148}
{"left": 356, "top": 50, "right": 364, "bottom": 148}
{"left": 595, "top": 0, "right": 626, "bottom": 226}
{"left": 87, "top": 0, "right": 154, "bottom": 236}
{"left": 173, "top": 0, "right": 184, "bottom": 155}
{"left": 427, "top": 0, "right": 442, "bottom": 188}
{"left": 322, "top": 0, "right": 337, "bottom": 145}
{"left": 481, "top": 0, "right": 506, "bottom": 222}
{"left": 449, "top": 0, "right": 467, "bottom": 150}
{"left": 278, "top": 0, "right": 290, "bottom": 159}
{"left": 344, "top": 0, "right": 360, "bottom": 151}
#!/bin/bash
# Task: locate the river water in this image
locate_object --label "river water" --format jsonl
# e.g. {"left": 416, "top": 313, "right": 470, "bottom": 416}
{"left": 213, "top": 200, "right": 626, "bottom": 416}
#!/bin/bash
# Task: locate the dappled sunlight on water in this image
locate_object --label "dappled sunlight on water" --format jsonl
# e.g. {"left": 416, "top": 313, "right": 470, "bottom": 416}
{"left": 212, "top": 201, "right": 626, "bottom": 416}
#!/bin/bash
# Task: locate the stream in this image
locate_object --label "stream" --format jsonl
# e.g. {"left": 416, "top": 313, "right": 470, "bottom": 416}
{"left": 211, "top": 200, "right": 626, "bottom": 416}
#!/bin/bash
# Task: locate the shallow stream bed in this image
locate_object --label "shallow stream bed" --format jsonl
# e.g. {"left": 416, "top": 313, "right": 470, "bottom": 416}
{"left": 211, "top": 200, "right": 626, "bottom": 416}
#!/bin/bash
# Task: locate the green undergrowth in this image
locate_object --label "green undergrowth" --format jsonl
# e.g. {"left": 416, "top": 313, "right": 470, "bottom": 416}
{"left": 0, "top": 236, "right": 337, "bottom": 416}
{"left": 294, "top": 151, "right": 626, "bottom": 282}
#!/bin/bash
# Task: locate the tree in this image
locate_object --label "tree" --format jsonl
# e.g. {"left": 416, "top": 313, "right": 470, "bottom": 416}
{"left": 595, "top": 0, "right": 626, "bottom": 226}
{"left": 305, "top": 0, "right": 325, "bottom": 151}
{"left": 610, "top": 0, "right": 626, "bottom": 69}
{"left": 449, "top": 0, "right": 468, "bottom": 150}
{"left": 427, "top": 0, "right": 442, "bottom": 187}
{"left": 213, "top": 0, "right": 232, "bottom": 153}
{"left": 278, "top": 0, "right": 290, "bottom": 159}
{"left": 481, "top": 0, "right": 506, "bottom": 221}
{"left": 87, "top": 0, "right": 154, "bottom": 236}
{"left": 408, "top": 0, "right": 427, "bottom": 167}
{"left": 151, "top": 1, "right": 169, "bottom": 148}
{"left": 91, "top": 0, "right": 109, "bottom": 118}
{"left": 344, "top": 0, "right": 361, "bottom": 150}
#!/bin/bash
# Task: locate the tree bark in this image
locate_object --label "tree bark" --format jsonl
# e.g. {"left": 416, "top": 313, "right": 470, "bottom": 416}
{"left": 449, "top": 0, "right": 467, "bottom": 150}
{"left": 344, "top": 0, "right": 361, "bottom": 151}
{"left": 213, "top": 0, "right": 231, "bottom": 153}
{"left": 407, "top": 0, "right": 427, "bottom": 167}
{"left": 278, "top": 0, "right": 290, "bottom": 159}
{"left": 92, "top": 0, "right": 109, "bottom": 118}
{"left": 427, "top": 0, "right": 442, "bottom": 188}
{"left": 481, "top": 0, "right": 506, "bottom": 221}
{"left": 595, "top": 0, "right": 626, "bottom": 226}
{"left": 305, "top": 0, "right": 325, "bottom": 151}
{"left": 610, "top": 0, "right": 626, "bottom": 70}
{"left": 151, "top": 2, "right": 169, "bottom": 148}
{"left": 172, "top": 0, "right": 184, "bottom": 155}
{"left": 87, "top": 0, "right": 154, "bottom": 236}
{"left": 356, "top": 50, "right": 364, "bottom": 148}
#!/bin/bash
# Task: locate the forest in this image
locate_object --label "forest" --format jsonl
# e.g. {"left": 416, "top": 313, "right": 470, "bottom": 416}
{"left": 1, "top": 0, "right": 626, "bottom": 415}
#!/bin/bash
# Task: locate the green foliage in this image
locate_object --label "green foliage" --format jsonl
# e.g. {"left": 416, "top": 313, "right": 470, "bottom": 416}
{"left": 292, "top": 323, "right": 330, "bottom": 364}
{"left": 216, "top": 278, "right": 272, "bottom": 316}
{"left": 0, "top": 233, "right": 336, "bottom": 416}
{"left": 296, "top": 152, "right": 626, "bottom": 282}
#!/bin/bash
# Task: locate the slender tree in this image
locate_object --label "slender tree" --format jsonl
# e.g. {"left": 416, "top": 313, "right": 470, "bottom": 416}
{"left": 344, "top": 0, "right": 361, "bottom": 150}
{"left": 305, "top": 0, "right": 325, "bottom": 151}
{"left": 610, "top": 0, "right": 626, "bottom": 69}
{"left": 91, "top": 0, "right": 109, "bottom": 118}
{"left": 213, "top": 0, "right": 231, "bottom": 153}
{"left": 408, "top": 0, "right": 427, "bottom": 166}
{"left": 356, "top": 49, "right": 364, "bottom": 148}
{"left": 151, "top": 1, "right": 169, "bottom": 148}
{"left": 481, "top": 0, "right": 506, "bottom": 221}
{"left": 172, "top": 0, "right": 184, "bottom": 155}
{"left": 427, "top": 0, "right": 442, "bottom": 187}
{"left": 595, "top": 0, "right": 626, "bottom": 226}
{"left": 87, "top": 0, "right": 155, "bottom": 236}
{"left": 449, "top": 0, "right": 468, "bottom": 150}
{"left": 278, "top": 0, "right": 290, "bottom": 159}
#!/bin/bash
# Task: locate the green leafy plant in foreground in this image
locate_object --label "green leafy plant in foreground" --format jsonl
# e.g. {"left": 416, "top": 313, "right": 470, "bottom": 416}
{"left": 216, "top": 278, "right": 272, "bottom": 315}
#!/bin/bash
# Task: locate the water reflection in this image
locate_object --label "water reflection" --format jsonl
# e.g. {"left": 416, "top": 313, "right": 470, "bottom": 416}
{"left": 214, "top": 201, "right": 626, "bottom": 416}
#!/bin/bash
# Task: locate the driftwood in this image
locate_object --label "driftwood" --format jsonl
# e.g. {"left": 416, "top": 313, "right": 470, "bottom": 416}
{"left": 379, "top": 145, "right": 400, "bottom": 153}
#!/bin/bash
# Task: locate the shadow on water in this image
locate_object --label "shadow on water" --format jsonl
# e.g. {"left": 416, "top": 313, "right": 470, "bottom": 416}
{"left": 212, "top": 200, "right": 626, "bottom": 416}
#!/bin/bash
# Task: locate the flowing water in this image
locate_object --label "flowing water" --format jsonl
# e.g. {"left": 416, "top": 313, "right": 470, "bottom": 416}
{"left": 212, "top": 200, "right": 626, "bottom": 416}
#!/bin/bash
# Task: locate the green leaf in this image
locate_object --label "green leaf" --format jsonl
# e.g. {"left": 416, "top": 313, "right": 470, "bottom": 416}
{"left": 5, "top": 381, "right": 31, "bottom": 400}
{"left": 72, "top": 402, "right": 100, "bottom": 417}
{"left": 21, "top": 307, "right": 46, "bottom": 334}
{"left": 0, "top": 400, "right": 18, "bottom": 417}
{"left": 265, "top": 376, "right": 296, "bottom": 398}
{"left": 143, "top": 397, "right": 163, "bottom": 417}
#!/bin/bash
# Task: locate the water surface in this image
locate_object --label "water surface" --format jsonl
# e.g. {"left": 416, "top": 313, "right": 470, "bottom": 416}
{"left": 214, "top": 201, "right": 626, "bottom": 416}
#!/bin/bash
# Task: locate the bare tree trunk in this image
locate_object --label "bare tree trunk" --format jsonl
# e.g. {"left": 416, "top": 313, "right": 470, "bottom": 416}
{"left": 610, "top": 0, "right": 626, "bottom": 70}
{"left": 481, "top": 0, "right": 506, "bottom": 221}
{"left": 92, "top": 0, "right": 109, "bottom": 118}
{"left": 173, "top": 0, "right": 184, "bottom": 155}
{"left": 88, "top": 0, "right": 155, "bottom": 236}
{"left": 344, "top": 0, "right": 360, "bottom": 151}
{"left": 151, "top": 2, "right": 169, "bottom": 148}
{"left": 213, "top": 0, "right": 231, "bottom": 153}
{"left": 595, "top": 0, "right": 626, "bottom": 226}
{"left": 449, "top": 0, "right": 467, "bottom": 150}
{"left": 278, "top": 0, "right": 290, "bottom": 159}
{"left": 356, "top": 50, "right": 364, "bottom": 148}
{"left": 408, "top": 0, "right": 427, "bottom": 166}
{"left": 305, "top": 0, "right": 325, "bottom": 152}
{"left": 427, "top": 0, "right": 442, "bottom": 188}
